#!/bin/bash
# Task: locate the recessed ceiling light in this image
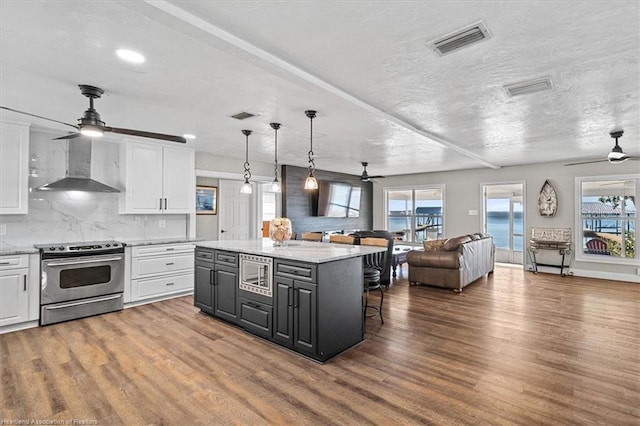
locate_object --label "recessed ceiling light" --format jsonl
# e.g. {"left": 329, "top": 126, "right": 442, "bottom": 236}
{"left": 116, "top": 49, "right": 145, "bottom": 64}
{"left": 183, "top": 134, "right": 196, "bottom": 140}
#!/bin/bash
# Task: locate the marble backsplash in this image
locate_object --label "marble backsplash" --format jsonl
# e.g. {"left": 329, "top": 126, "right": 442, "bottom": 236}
{"left": 0, "top": 129, "right": 188, "bottom": 249}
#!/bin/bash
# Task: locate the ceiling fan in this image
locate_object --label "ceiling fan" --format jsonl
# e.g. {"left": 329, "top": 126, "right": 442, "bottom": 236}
{"left": 0, "top": 84, "right": 186, "bottom": 143}
{"left": 565, "top": 130, "right": 637, "bottom": 166}
{"left": 359, "top": 162, "right": 385, "bottom": 182}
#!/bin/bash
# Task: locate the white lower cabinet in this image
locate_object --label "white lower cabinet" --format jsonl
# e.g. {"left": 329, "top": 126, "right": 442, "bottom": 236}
{"left": 0, "top": 254, "right": 39, "bottom": 331}
{"left": 128, "top": 243, "right": 195, "bottom": 304}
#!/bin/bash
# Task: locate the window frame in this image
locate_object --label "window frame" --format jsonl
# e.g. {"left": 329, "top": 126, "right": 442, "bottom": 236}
{"left": 574, "top": 173, "right": 639, "bottom": 265}
{"left": 384, "top": 184, "right": 446, "bottom": 244}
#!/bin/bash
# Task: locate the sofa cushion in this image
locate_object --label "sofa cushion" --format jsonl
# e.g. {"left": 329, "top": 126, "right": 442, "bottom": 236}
{"left": 443, "top": 235, "right": 472, "bottom": 251}
{"left": 406, "top": 250, "right": 460, "bottom": 268}
{"left": 423, "top": 239, "right": 446, "bottom": 251}
{"left": 469, "top": 233, "right": 481, "bottom": 240}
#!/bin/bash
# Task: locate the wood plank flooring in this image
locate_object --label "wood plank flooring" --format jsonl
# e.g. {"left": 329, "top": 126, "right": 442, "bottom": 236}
{"left": 1, "top": 265, "right": 639, "bottom": 425}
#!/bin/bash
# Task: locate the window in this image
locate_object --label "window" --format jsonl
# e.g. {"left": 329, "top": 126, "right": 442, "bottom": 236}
{"left": 575, "top": 175, "right": 638, "bottom": 264}
{"left": 386, "top": 186, "right": 444, "bottom": 243}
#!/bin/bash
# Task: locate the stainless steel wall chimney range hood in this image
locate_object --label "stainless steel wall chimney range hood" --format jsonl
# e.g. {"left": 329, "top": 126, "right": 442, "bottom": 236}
{"left": 38, "top": 138, "right": 120, "bottom": 193}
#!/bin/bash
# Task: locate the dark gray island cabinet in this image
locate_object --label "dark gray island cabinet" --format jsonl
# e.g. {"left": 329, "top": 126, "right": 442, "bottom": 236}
{"left": 194, "top": 240, "right": 384, "bottom": 362}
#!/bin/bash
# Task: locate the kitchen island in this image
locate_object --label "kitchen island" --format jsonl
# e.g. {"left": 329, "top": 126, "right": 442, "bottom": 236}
{"left": 194, "top": 240, "right": 385, "bottom": 362}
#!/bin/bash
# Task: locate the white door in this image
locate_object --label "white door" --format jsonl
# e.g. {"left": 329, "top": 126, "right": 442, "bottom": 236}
{"left": 483, "top": 183, "right": 525, "bottom": 264}
{"left": 218, "top": 180, "right": 252, "bottom": 240}
{"left": 162, "top": 146, "right": 195, "bottom": 213}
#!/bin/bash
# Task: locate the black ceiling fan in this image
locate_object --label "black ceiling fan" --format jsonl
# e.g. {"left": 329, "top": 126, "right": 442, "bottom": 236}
{"left": 565, "top": 130, "right": 637, "bottom": 166}
{"left": 359, "top": 162, "right": 385, "bottom": 182}
{"left": 0, "top": 84, "right": 186, "bottom": 143}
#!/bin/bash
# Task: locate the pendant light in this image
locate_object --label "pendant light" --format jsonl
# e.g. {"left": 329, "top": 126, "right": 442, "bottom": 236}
{"left": 270, "top": 122, "right": 281, "bottom": 193}
{"left": 240, "top": 129, "right": 252, "bottom": 194}
{"left": 304, "top": 110, "right": 318, "bottom": 190}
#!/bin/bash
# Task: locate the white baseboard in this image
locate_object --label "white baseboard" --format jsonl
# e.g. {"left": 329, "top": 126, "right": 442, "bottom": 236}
{"left": 0, "top": 320, "right": 39, "bottom": 335}
{"left": 526, "top": 263, "right": 640, "bottom": 283}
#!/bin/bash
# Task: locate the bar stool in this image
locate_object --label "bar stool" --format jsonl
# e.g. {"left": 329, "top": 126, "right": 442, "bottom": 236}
{"left": 360, "top": 237, "right": 388, "bottom": 324}
{"left": 329, "top": 234, "right": 355, "bottom": 245}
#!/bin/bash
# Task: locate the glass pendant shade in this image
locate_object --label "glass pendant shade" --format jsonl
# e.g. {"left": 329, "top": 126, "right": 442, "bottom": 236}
{"left": 240, "top": 179, "right": 252, "bottom": 194}
{"left": 304, "top": 173, "right": 318, "bottom": 190}
{"left": 271, "top": 179, "right": 281, "bottom": 193}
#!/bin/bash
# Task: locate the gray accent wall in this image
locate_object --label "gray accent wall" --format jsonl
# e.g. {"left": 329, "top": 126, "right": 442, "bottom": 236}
{"left": 282, "top": 165, "right": 373, "bottom": 236}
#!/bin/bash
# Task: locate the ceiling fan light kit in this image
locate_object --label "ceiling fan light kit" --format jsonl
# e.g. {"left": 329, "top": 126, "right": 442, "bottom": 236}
{"left": 240, "top": 129, "right": 253, "bottom": 194}
{"left": 565, "top": 130, "right": 637, "bottom": 166}
{"left": 304, "top": 110, "right": 318, "bottom": 191}
{"left": 1, "top": 84, "right": 187, "bottom": 144}
{"left": 359, "top": 161, "right": 385, "bottom": 182}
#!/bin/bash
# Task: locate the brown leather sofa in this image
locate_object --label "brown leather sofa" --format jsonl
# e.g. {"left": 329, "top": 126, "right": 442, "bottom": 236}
{"left": 406, "top": 233, "right": 494, "bottom": 292}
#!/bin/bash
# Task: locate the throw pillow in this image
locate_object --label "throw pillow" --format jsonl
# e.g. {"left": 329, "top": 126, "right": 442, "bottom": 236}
{"left": 443, "top": 235, "right": 472, "bottom": 251}
{"left": 423, "top": 239, "right": 446, "bottom": 251}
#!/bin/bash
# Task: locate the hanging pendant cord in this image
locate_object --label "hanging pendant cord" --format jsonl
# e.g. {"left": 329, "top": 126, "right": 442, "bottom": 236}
{"left": 308, "top": 114, "right": 315, "bottom": 172}
{"left": 242, "top": 130, "right": 251, "bottom": 181}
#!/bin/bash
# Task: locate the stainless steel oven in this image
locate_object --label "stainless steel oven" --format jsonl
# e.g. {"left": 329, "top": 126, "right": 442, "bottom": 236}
{"left": 37, "top": 241, "right": 125, "bottom": 325}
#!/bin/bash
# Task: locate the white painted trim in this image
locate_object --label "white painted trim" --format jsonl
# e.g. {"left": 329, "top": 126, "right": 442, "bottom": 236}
{"left": 146, "top": 1, "right": 499, "bottom": 170}
{"left": 526, "top": 263, "right": 640, "bottom": 283}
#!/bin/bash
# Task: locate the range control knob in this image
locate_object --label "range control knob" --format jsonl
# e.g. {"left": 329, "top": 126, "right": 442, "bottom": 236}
{"left": 49, "top": 247, "right": 56, "bottom": 251}
{"left": 58, "top": 246, "right": 65, "bottom": 251}
{"left": 105, "top": 244, "right": 111, "bottom": 247}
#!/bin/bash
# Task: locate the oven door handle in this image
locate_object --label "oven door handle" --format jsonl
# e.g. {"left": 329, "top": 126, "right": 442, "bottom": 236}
{"left": 43, "top": 294, "right": 122, "bottom": 310}
{"left": 44, "top": 255, "right": 124, "bottom": 267}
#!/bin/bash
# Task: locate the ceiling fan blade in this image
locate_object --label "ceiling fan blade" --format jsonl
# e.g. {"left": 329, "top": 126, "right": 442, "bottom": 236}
{"left": 368, "top": 175, "right": 386, "bottom": 179}
{"left": 53, "top": 132, "right": 82, "bottom": 140}
{"left": 106, "top": 127, "right": 186, "bottom": 143}
{"left": 0, "top": 106, "right": 78, "bottom": 129}
{"left": 564, "top": 159, "right": 608, "bottom": 166}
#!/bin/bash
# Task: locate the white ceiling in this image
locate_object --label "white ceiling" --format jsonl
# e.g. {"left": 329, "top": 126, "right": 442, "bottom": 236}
{"left": 1, "top": 1, "right": 638, "bottom": 178}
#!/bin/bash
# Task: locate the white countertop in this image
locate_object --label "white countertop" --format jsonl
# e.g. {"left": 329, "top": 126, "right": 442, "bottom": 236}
{"left": 0, "top": 246, "right": 39, "bottom": 256}
{"left": 196, "top": 239, "right": 386, "bottom": 263}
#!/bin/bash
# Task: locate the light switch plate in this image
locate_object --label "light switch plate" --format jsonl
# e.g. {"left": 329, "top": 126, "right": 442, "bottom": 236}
{"left": 0, "top": 224, "right": 6, "bottom": 235}
{"left": 159, "top": 220, "right": 166, "bottom": 228}
{"left": 468, "top": 209, "right": 478, "bottom": 216}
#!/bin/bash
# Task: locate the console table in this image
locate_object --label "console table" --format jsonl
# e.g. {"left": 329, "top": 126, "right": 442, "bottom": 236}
{"left": 528, "top": 228, "right": 573, "bottom": 276}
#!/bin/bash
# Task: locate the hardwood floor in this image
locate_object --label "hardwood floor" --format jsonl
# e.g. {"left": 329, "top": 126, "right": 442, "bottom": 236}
{"left": 1, "top": 265, "right": 639, "bottom": 425}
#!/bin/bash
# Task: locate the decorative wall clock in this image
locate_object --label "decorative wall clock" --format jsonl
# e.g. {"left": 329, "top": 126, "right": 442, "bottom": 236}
{"left": 538, "top": 179, "right": 557, "bottom": 217}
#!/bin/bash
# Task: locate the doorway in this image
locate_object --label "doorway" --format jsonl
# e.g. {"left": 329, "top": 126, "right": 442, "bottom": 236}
{"left": 218, "top": 180, "right": 253, "bottom": 240}
{"left": 483, "top": 183, "right": 525, "bottom": 264}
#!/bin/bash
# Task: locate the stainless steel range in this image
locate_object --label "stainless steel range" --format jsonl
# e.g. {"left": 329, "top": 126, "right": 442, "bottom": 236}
{"left": 36, "top": 241, "right": 125, "bottom": 325}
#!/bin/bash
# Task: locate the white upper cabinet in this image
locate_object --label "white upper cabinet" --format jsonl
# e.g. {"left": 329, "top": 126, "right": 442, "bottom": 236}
{"left": 120, "top": 141, "right": 195, "bottom": 214}
{"left": 0, "top": 121, "right": 29, "bottom": 215}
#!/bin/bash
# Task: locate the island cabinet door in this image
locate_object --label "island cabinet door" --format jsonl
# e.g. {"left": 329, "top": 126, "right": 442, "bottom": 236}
{"left": 293, "top": 281, "right": 317, "bottom": 357}
{"left": 273, "top": 276, "right": 294, "bottom": 346}
{"left": 214, "top": 264, "right": 238, "bottom": 324}
{"left": 194, "top": 262, "right": 214, "bottom": 315}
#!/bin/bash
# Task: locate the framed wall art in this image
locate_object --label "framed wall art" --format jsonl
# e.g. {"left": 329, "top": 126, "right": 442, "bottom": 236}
{"left": 196, "top": 185, "right": 217, "bottom": 215}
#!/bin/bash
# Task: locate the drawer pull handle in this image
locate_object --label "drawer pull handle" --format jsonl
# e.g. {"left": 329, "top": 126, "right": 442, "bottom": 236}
{"left": 166, "top": 248, "right": 175, "bottom": 251}
{"left": 166, "top": 282, "right": 175, "bottom": 286}
{"left": 166, "top": 262, "right": 174, "bottom": 266}
{"left": 23, "top": 275, "right": 27, "bottom": 291}
{"left": 0, "top": 261, "right": 12, "bottom": 265}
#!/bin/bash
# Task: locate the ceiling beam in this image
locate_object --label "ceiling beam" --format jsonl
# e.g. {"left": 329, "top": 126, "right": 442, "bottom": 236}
{"left": 145, "top": 0, "right": 500, "bottom": 170}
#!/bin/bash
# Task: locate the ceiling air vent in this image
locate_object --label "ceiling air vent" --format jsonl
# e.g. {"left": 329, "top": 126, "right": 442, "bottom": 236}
{"left": 230, "top": 111, "right": 256, "bottom": 120}
{"left": 503, "top": 76, "right": 553, "bottom": 97}
{"left": 427, "top": 21, "right": 491, "bottom": 56}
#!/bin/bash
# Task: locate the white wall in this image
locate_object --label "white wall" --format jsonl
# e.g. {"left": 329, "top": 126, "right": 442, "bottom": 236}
{"left": 373, "top": 160, "right": 639, "bottom": 282}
